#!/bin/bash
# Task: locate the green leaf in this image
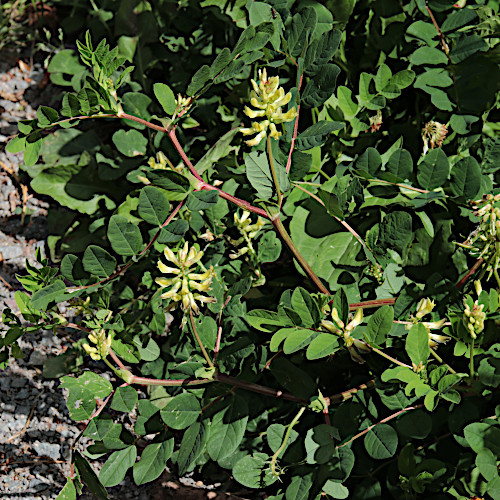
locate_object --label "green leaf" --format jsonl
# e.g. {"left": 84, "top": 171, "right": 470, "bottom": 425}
{"left": 364, "top": 424, "right": 398, "bottom": 459}
{"left": 55, "top": 478, "right": 76, "bottom": 500}
{"left": 417, "top": 148, "right": 449, "bottom": 190}
{"left": 322, "top": 480, "right": 349, "bottom": 499}
{"left": 31, "top": 280, "right": 66, "bottom": 311}
{"left": 210, "top": 47, "right": 232, "bottom": 77}
{"left": 305, "top": 424, "right": 336, "bottom": 464}
{"left": 291, "top": 287, "right": 319, "bottom": 327}
{"left": 375, "top": 64, "right": 392, "bottom": 92}
{"left": 138, "top": 186, "right": 171, "bottom": 226}
{"left": 99, "top": 446, "right": 137, "bottom": 487}
{"left": 107, "top": 215, "right": 143, "bottom": 255}
{"left": 267, "top": 423, "right": 299, "bottom": 454}
{"left": 306, "top": 333, "right": 340, "bottom": 360}
{"left": 74, "top": 452, "right": 109, "bottom": 500}
{"left": 409, "top": 46, "right": 448, "bottom": 66}
{"left": 207, "top": 396, "right": 249, "bottom": 461}
{"left": 378, "top": 211, "right": 413, "bottom": 254}
{"left": 286, "top": 474, "right": 314, "bottom": 500}
{"left": 157, "top": 219, "right": 189, "bottom": 243}
{"left": 232, "top": 453, "right": 277, "bottom": 488}
{"left": 405, "top": 323, "right": 430, "bottom": 367}
{"left": 83, "top": 245, "right": 117, "bottom": 278}
{"left": 464, "top": 422, "right": 500, "bottom": 456}
{"left": 187, "top": 65, "right": 211, "bottom": 96}
{"left": 191, "top": 315, "right": 217, "bottom": 351}
{"left": 61, "top": 372, "right": 113, "bottom": 421}
{"left": 153, "top": 82, "right": 176, "bottom": 115}
{"left": 357, "top": 148, "right": 381, "bottom": 175}
{"left": 441, "top": 8, "right": 477, "bottom": 33}
{"left": 186, "top": 190, "right": 219, "bottom": 210}
{"left": 112, "top": 129, "right": 148, "bottom": 157}
{"left": 287, "top": 7, "right": 317, "bottom": 57}
{"left": 111, "top": 385, "right": 138, "bottom": 413}
{"left": 301, "top": 64, "right": 341, "bottom": 108}
{"left": 385, "top": 149, "right": 413, "bottom": 180}
{"left": 37, "top": 106, "right": 59, "bottom": 127}
{"left": 195, "top": 127, "right": 239, "bottom": 175}
{"left": 176, "top": 422, "right": 207, "bottom": 475}
{"left": 136, "top": 337, "right": 160, "bottom": 362}
{"left": 24, "top": 135, "right": 43, "bottom": 166}
{"left": 296, "top": 121, "right": 344, "bottom": 150}
{"left": 283, "top": 328, "right": 319, "bottom": 354}
{"left": 257, "top": 231, "right": 282, "bottom": 263}
{"left": 449, "top": 156, "right": 481, "bottom": 199}
{"left": 337, "top": 86, "right": 358, "bottom": 118}
{"left": 365, "top": 306, "right": 394, "bottom": 346}
{"left": 133, "top": 439, "right": 174, "bottom": 485}
{"left": 450, "top": 34, "right": 488, "bottom": 64}
{"left": 161, "top": 392, "right": 201, "bottom": 429}
{"left": 245, "top": 150, "right": 289, "bottom": 199}
{"left": 146, "top": 170, "right": 190, "bottom": 196}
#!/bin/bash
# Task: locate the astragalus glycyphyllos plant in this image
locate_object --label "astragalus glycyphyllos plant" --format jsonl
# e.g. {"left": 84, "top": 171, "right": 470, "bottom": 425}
{"left": 2, "top": 1, "right": 500, "bottom": 498}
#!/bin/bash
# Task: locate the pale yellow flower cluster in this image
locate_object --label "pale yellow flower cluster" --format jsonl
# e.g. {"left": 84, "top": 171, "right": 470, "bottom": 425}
{"left": 463, "top": 281, "right": 486, "bottom": 339}
{"left": 229, "top": 211, "right": 266, "bottom": 259}
{"left": 155, "top": 242, "right": 216, "bottom": 315}
{"left": 82, "top": 329, "right": 112, "bottom": 361}
{"left": 321, "top": 307, "right": 369, "bottom": 363}
{"left": 409, "top": 298, "right": 449, "bottom": 348}
{"left": 422, "top": 120, "right": 448, "bottom": 154}
{"left": 240, "top": 68, "right": 297, "bottom": 146}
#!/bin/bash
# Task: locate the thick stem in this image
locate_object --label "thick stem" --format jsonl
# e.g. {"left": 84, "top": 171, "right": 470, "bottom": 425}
{"left": 199, "top": 181, "right": 269, "bottom": 218}
{"left": 328, "top": 379, "right": 376, "bottom": 405}
{"left": 267, "top": 134, "right": 282, "bottom": 207}
{"left": 456, "top": 257, "right": 484, "bottom": 289}
{"left": 272, "top": 216, "right": 330, "bottom": 295}
{"left": 337, "top": 404, "right": 423, "bottom": 449}
{"left": 349, "top": 298, "right": 396, "bottom": 310}
{"left": 131, "top": 376, "right": 213, "bottom": 386}
{"left": 190, "top": 310, "right": 214, "bottom": 369}
{"left": 215, "top": 373, "right": 308, "bottom": 404}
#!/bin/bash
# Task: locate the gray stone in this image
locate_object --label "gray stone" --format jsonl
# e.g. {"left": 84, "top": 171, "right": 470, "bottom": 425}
{"left": 32, "top": 441, "right": 61, "bottom": 460}
{"left": 10, "top": 377, "right": 26, "bottom": 388}
{"left": 28, "top": 350, "right": 46, "bottom": 366}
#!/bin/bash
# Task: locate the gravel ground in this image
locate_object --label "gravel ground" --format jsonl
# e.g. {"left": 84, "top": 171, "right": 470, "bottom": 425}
{"left": 0, "top": 51, "right": 250, "bottom": 500}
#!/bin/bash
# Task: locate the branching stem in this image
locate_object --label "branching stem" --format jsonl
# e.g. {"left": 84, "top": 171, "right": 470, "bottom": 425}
{"left": 189, "top": 309, "right": 215, "bottom": 369}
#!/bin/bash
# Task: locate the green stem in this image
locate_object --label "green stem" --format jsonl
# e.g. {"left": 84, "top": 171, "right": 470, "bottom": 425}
{"left": 370, "top": 346, "right": 413, "bottom": 369}
{"left": 494, "top": 267, "right": 500, "bottom": 290}
{"left": 429, "top": 348, "right": 457, "bottom": 374}
{"left": 270, "top": 406, "right": 306, "bottom": 477}
{"left": 272, "top": 216, "right": 330, "bottom": 295}
{"left": 190, "top": 310, "right": 214, "bottom": 369}
{"left": 267, "top": 134, "right": 282, "bottom": 207}
{"left": 469, "top": 340, "right": 475, "bottom": 378}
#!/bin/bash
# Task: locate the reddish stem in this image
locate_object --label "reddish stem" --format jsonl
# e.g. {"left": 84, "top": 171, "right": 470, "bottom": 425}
{"left": 456, "top": 257, "right": 484, "bottom": 289}
{"left": 337, "top": 404, "right": 423, "bottom": 448}
{"left": 349, "top": 298, "right": 396, "bottom": 310}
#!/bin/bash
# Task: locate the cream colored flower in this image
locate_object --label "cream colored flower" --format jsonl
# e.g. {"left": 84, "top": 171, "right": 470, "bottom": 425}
{"left": 415, "top": 298, "right": 435, "bottom": 319}
{"left": 155, "top": 242, "right": 216, "bottom": 315}
{"left": 422, "top": 121, "right": 448, "bottom": 154}
{"left": 82, "top": 328, "right": 112, "bottom": 361}
{"left": 240, "top": 68, "right": 297, "bottom": 146}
